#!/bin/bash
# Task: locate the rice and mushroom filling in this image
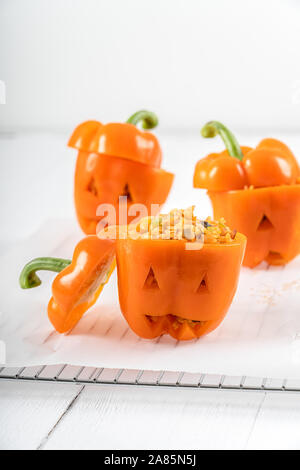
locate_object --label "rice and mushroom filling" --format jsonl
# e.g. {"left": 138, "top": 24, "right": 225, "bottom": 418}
{"left": 99, "top": 206, "right": 237, "bottom": 244}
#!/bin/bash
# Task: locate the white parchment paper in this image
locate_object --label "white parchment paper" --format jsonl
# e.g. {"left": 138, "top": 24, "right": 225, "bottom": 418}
{"left": 1, "top": 219, "right": 300, "bottom": 380}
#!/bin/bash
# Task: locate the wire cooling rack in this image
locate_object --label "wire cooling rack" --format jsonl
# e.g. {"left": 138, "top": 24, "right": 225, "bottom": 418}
{"left": 1, "top": 365, "right": 300, "bottom": 392}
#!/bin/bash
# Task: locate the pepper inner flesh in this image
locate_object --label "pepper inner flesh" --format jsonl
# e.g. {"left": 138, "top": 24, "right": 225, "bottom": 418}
{"left": 74, "top": 256, "right": 113, "bottom": 307}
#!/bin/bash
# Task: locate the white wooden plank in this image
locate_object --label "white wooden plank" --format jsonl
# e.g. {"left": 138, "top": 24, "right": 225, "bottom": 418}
{"left": 246, "top": 393, "right": 300, "bottom": 449}
{"left": 42, "top": 384, "right": 264, "bottom": 450}
{"left": 0, "top": 381, "right": 80, "bottom": 450}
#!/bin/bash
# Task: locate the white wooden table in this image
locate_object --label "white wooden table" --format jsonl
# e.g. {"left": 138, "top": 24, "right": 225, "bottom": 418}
{"left": 2, "top": 379, "right": 300, "bottom": 450}
{"left": 1, "top": 132, "right": 300, "bottom": 450}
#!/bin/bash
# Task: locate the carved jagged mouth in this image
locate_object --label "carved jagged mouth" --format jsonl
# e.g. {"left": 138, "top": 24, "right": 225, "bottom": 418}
{"left": 266, "top": 251, "right": 284, "bottom": 264}
{"left": 146, "top": 314, "right": 207, "bottom": 331}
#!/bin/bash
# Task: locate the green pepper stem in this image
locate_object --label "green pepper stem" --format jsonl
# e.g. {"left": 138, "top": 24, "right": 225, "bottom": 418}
{"left": 19, "top": 257, "right": 71, "bottom": 289}
{"left": 201, "top": 121, "right": 243, "bottom": 161}
{"left": 126, "top": 110, "right": 158, "bottom": 130}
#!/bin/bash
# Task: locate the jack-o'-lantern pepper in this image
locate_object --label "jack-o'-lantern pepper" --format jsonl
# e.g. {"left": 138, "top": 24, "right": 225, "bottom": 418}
{"left": 115, "top": 209, "right": 246, "bottom": 340}
{"left": 69, "top": 110, "right": 174, "bottom": 234}
{"left": 19, "top": 208, "right": 246, "bottom": 340}
{"left": 193, "top": 121, "right": 300, "bottom": 268}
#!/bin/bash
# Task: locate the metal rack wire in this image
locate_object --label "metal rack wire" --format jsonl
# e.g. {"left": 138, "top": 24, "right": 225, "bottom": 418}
{"left": 1, "top": 364, "right": 300, "bottom": 392}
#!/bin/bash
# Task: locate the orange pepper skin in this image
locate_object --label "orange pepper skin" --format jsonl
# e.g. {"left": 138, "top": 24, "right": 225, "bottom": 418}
{"left": 257, "top": 138, "right": 300, "bottom": 176}
{"left": 69, "top": 120, "right": 174, "bottom": 235}
{"left": 116, "top": 236, "right": 246, "bottom": 340}
{"left": 193, "top": 148, "right": 251, "bottom": 191}
{"left": 209, "top": 185, "right": 300, "bottom": 268}
{"left": 194, "top": 147, "right": 252, "bottom": 191}
{"left": 194, "top": 137, "right": 299, "bottom": 190}
{"left": 68, "top": 121, "right": 162, "bottom": 168}
{"left": 48, "top": 236, "right": 115, "bottom": 333}
{"left": 243, "top": 147, "right": 299, "bottom": 187}
{"left": 75, "top": 151, "right": 174, "bottom": 234}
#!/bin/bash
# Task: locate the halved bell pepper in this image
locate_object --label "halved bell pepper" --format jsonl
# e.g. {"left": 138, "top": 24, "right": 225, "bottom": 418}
{"left": 69, "top": 110, "right": 174, "bottom": 234}
{"left": 19, "top": 236, "right": 115, "bottom": 333}
{"left": 193, "top": 121, "right": 300, "bottom": 268}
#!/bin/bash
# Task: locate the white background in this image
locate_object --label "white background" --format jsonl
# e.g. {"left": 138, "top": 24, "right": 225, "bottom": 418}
{"left": 1, "top": 0, "right": 300, "bottom": 132}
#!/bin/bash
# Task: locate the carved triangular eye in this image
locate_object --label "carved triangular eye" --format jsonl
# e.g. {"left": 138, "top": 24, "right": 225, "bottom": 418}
{"left": 257, "top": 215, "right": 273, "bottom": 231}
{"left": 143, "top": 267, "right": 159, "bottom": 290}
{"left": 196, "top": 275, "right": 208, "bottom": 293}
{"left": 87, "top": 177, "right": 98, "bottom": 197}
{"left": 120, "top": 183, "right": 133, "bottom": 203}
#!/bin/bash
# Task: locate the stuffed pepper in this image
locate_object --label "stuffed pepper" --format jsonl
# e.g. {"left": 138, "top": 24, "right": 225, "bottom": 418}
{"left": 69, "top": 110, "right": 174, "bottom": 234}
{"left": 20, "top": 208, "right": 246, "bottom": 340}
{"left": 193, "top": 121, "right": 300, "bottom": 268}
{"left": 111, "top": 207, "right": 246, "bottom": 340}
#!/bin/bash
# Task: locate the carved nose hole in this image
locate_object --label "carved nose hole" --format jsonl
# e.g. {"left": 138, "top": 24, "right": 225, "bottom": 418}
{"left": 143, "top": 267, "right": 160, "bottom": 290}
{"left": 120, "top": 183, "right": 133, "bottom": 203}
{"left": 257, "top": 215, "right": 273, "bottom": 231}
{"left": 87, "top": 177, "right": 98, "bottom": 197}
{"left": 196, "top": 275, "right": 208, "bottom": 293}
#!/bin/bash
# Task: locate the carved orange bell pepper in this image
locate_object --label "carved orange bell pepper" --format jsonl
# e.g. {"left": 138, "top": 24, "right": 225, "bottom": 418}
{"left": 103, "top": 208, "right": 246, "bottom": 340}
{"left": 19, "top": 237, "right": 115, "bottom": 333}
{"left": 69, "top": 110, "right": 174, "bottom": 234}
{"left": 116, "top": 235, "right": 246, "bottom": 340}
{"left": 193, "top": 121, "right": 300, "bottom": 267}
